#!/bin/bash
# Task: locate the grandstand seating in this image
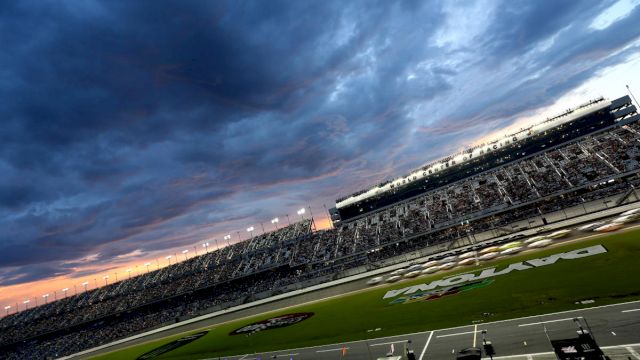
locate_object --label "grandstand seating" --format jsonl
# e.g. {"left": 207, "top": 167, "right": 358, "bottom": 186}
{"left": 2, "top": 105, "right": 640, "bottom": 359}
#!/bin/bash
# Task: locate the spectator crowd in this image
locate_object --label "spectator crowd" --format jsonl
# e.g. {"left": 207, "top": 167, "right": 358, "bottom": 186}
{"left": 2, "top": 121, "right": 640, "bottom": 359}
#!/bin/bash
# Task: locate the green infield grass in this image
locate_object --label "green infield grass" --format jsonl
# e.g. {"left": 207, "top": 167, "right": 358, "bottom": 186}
{"left": 93, "top": 228, "right": 640, "bottom": 359}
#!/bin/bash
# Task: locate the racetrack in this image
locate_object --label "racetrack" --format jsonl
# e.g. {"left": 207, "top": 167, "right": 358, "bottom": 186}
{"left": 216, "top": 300, "right": 640, "bottom": 360}
{"left": 77, "top": 224, "right": 640, "bottom": 360}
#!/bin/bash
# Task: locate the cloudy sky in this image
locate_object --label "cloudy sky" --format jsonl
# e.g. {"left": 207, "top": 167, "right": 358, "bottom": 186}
{"left": 1, "top": 0, "right": 640, "bottom": 310}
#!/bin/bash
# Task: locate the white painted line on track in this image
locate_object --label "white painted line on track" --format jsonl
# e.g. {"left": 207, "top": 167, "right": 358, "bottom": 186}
{"left": 316, "top": 347, "right": 349, "bottom": 353}
{"left": 473, "top": 324, "right": 478, "bottom": 347}
{"left": 418, "top": 331, "right": 434, "bottom": 360}
{"left": 275, "top": 353, "right": 299, "bottom": 357}
{"left": 518, "top": 316, "right": 581, "bottom": 327}
{"left": 370, "top": 340, "right": 408, "bottom": 347}
{"left": 238, "top": 354, "right": 248, "bottom": 360}
{"left": 622, "top": 308, "right": 640, "bottom": 313}
{"left": 491, "top": 350, "right": 557, "bottom": 359}
{"left": 437, "top": 329, "right": 485, "bottom": 338}
{"left": 627, "top": 346, "right": 640, "bottom": 360}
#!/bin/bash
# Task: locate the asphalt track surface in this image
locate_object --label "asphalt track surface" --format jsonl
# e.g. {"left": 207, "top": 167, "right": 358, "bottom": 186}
{"left": 77, "top": 223, "right": 640, "bottom": 360}
{"left": 214, "top": 300, "right": 640, "bottom": 360}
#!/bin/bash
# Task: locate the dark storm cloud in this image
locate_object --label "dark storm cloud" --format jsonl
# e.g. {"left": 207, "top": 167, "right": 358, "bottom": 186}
{"left": 0, "top": 0, "right": 639, "bottom": 288}
{"left": 409, "top": 0, "right": 640, "bottom": 149}
{"left": 480, "top": 0, "right": 612, "bottom": 59}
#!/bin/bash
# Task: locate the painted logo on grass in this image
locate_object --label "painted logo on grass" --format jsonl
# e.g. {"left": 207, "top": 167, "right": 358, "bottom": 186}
{"left": 229, "top": 312, "right": 314, "bottom": 336}
{"left": 389, "top": 279, "right": 494, "bottom": 305}
{"left": 136, "top": 331, "right": 208, "bottom": 359}
{"left": 384, "top": 245, "right": 608, "bottom": 300}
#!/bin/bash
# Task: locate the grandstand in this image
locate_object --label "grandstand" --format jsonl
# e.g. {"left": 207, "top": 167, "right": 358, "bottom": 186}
{"left": 333, "top": 95, "right": 638, "bottom": 222}
{"left": 1, "top": 94, "right": 639, "bottom": 359}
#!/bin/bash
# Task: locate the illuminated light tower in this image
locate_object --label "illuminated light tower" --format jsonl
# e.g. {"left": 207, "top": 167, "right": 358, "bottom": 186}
{"left": 271, "top": 217, "right": 279, "bottom": 230}
{"left": 23, "top": 299, "right": 30, "bottom": 310}
{"left": 126, "top": 269, "right": 133, "bottom": 279}
{"left": 224, "top": 234, "right": 232, "bottom": 247}
{"left": 62, "top": 288, "right": 69, "bottom": 298}
{"left": 103, "top": 275, "right": 109, "bottom": 286}
{"left": 297, "top": 207, "right": 305, "bottom": 220}
{"left": 144, "top": 262, "right": 152, "bottom": 273}
{"left": 182, "top": 249, "right": 189, "bottom": 261}
{"left": 4, "top": 305, "right": 10, "bottom": 316}
{"left": 202, "top": 242, "right": 210, "bottom": 253}
{"left": 81, "top": 281, "right": 89, "bottom": 293}
{"left": 165, "top": 255, "right": 173, "bottom": 265}
{"left": 42, "top": 294, "right": 49, "bottom": 304}
{"left": 246, "top": 226, "right": 255, "bottom": 239}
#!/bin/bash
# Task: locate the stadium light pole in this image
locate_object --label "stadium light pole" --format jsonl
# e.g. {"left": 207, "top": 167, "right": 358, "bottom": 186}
{"left": 166, "top": 255, "right": 173, "bottom": 265}
{"left": 246, "top": 226, "right": 255, "bottom": 239}
{"left": 103, "top": 275, "right": 109, "bottom": 286}
{"left": 144, "top": 262, "right": 151, "bottom": 273}
{"left": 182, "top": 249, "right": 189, "bottom": 261}
{"left": 23, "top": 299, "right": 30, "bottom": 310}
{"left": 62, "top": 288, "right": 69, "bottom": 298}
{"left": 81, "top": 281, "right": 89, "bottom": 293}
{"left": 114, "top": 272, "right": 118, "bottom": 282}
{"left": 323, "top": 204, "right": 333, "bottom": 229}
{"left": 4, "top": 306, "right": 10, "bottom": 316}
{"left": 308, "top": 206, "right": 316, "bottom": 230}
{"left": 236, "top": 231, "right": 241, "bottom": 242}
{"left": 73, "top": 284, "right": 78, "bottom": 295}
{"left": 202, "top": 242, "right": 209, "bottom": 253}
{"left": 271, "top": 217, "right": 279, "bottom": 230}
{"left": 193, "top": 245, "right": 198, "bottom": 256}
{"left": 286, "top": 214, "right": 290, "bottom": 225}
{"left": 297, "top": 207, "right": 305, "bottom": 220}
{"left": 42, "top": 294, "right": 49, "bottom": 304}
{"left": 215, "top": 239, "right": 220, "bottom": 250}
{"left": 126, "top": 269, "right": 132, "bottom": 279}
{"left": 260, "top": 222, "right": 265, "bottom": 234}
{"left": 627, "top": 84, "right": 639, "bottom": 108}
